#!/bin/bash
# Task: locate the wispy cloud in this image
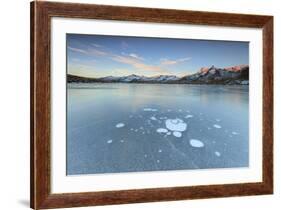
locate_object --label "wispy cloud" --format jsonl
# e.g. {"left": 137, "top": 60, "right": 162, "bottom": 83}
{"left": 68, "top": 44, "right": 179, "bottom": 75}
{"left": 112, "top": 55, "right": 166, "bottom": 73}
{"left": 68, "top": 47, "right": 88, "bottom": 54}
{"left": 128, "top": 53, "right": 144, "bottom": 60}
{"left": 68, "top": 46, "right": 108, "bottom": 56}
{"left": 160, "top": 57, "right": 192, "bottom": 65}
{"left": 91, "top": 43, "right": 103, "bottom": 48}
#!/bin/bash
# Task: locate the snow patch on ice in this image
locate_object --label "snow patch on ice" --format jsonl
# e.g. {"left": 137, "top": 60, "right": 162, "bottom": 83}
{"left": 173, "top": 131, "right": 182, "bottom": 138}
{"left": 107, "top": 139, "right": 113, "bottom": 144}
{"left": 189, "top": 139, "right": 204, "bottom": 148}
{"left": 213, "top": 124, "right": 222, "bottom": 129}
{"left": 215, "top": 151, "right": 221, "bottom": 157}
{"left": 185, "top": 114, "right": 193, "bottom": 119}
{"left": 165, "top": 118, "right": 187, "bottom": 132}
{"left": 116, "top": 123, "right": 125, "bottom": 128}
{"left": 150, "top": 116, "right": 157, "bottom": 121}
{"left": 232, "top": 131, "right": 239, "bottom": 135}
{"left": 157, "top": 128, "right": 168, "bottom": 133}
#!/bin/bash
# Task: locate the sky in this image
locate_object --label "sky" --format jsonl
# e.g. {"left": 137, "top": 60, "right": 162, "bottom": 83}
{"left": 67, "top": 34, "right": 249, "bottom": 78}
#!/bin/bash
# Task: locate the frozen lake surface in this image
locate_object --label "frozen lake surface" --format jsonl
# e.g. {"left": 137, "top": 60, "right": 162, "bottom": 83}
{"left": 67, "top": 83, "right": 249, "bottom": 175}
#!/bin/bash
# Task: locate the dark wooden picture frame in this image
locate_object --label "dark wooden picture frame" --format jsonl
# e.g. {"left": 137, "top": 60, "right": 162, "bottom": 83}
{"left": 30, "top": 1, "right": 273, "bottom": 209}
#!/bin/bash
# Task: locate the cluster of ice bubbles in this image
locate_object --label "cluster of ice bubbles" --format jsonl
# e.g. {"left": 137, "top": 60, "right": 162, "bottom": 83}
{"left": 156, "top": 118, "right": 187, "bottom": 138}
{"left": 112, "top": 107, "right": 240, "bottom": 156}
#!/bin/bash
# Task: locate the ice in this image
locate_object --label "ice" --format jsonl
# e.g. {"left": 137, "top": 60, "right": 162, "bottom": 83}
{"left": 173, "top": 131, "right": 182, "bottom": 138}
{"left": 213, "top": 124, "right": 222, "bottom": 129}
{"left": 157, "top": 128, "right": 168, "bottom": 133}
{"left": 143, "top": 108, "right": 158, "bottom": 112}
{"left": 189, "top": 139, "right": 204, "bottom": 148}
{"left": 116, "top": 123, "right": 125, "bottom": 128}
{"left": 150, "top": 116, "right": 157, "bottom": 121}
{"left": 165, "top": 118, "right": 187, "bottom": 132}
{"left": 185, "top": 114, "right": 193, "bottom": 119}
{"left": 178, "top": 109, "right": 182, "bottom": 112}
{"left": 107, "top": 139, "right": 113, "bottom": 144}
{"left": 158, "top": 149, "right": 162, "bottom": 153}
{"left": 215, "top": 151, "right": 221, "bottom": 157}
{"left": 232, "top": 131, "right": 239, "bottom": 135}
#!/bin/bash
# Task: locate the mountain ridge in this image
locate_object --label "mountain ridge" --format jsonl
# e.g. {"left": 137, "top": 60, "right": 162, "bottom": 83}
{"left": 68, "top": 65, "right": 249, "bottom": 85}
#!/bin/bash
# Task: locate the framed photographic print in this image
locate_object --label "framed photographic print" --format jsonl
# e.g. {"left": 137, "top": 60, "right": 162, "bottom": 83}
{"left": 30, "top": 1, "right": 273, "bottom": 209}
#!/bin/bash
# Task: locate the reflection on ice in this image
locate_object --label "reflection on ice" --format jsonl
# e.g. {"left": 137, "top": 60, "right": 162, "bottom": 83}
{"left": 143, "top": 108, "right": 158, "bottom": 112}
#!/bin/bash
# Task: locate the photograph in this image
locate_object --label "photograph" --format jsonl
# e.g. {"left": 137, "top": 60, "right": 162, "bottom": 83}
{"left": 66, "top": 34, "right": 250, "bottom": 175}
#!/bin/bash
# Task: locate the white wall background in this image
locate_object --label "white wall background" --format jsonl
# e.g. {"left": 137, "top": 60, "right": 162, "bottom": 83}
{"left": 0, "top": 0, "right": 279, "bottom": 209}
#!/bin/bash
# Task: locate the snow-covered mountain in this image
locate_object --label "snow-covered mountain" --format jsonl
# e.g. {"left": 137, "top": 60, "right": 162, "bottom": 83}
{"left": 67, "top": 65, "right": 249, "bottom": 85}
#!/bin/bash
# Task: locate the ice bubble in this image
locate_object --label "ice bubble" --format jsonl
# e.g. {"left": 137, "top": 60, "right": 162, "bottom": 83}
{"left": 107, "top": 139, "right": 113, "bottom": 144}
{"left": 158, "top": 149, "right": 162, "bottom": 153}
{"left": 189, "top": 139, "right": 204, "bottom": 148}
{"left": 215, "top": 151, "right": 221, "bottom": 157}
{"left": 120, "top": 139, "right": 125, "bottom": 143}
{"left": 165, "top": 118, "right": 187, "bottom": 132}
{"left": 156, "top": 160, "right": 160, "bottom": 163}
{"left": 150, "top": 116, "right": 157, "bottom": 121}
{"left": 213, "top": 124, "right": 222, "bottom": 129}
{"left": 232, "top": 131, "right": 239, "bottom": 135}
{"left": 143, "top": 108, "right": 158, "bottom": 112}
{"left": 157, "top": 128, "right": 168, "bottom": 133}
{"left": 144, "top": 154, "right": 148, "bottom": 158}
{"left": 173, "top": 131, "right": 182, "bottom": 138}
{"left": 185, "top": 115, "right": 193, "bottom": 119}
{"left": 116, "top": 123, "right": 125, "bottom": 128}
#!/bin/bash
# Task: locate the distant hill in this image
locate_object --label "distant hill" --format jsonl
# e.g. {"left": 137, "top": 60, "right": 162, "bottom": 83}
{"left": 67, "top": 65, "right": 249, "bottom": 85}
